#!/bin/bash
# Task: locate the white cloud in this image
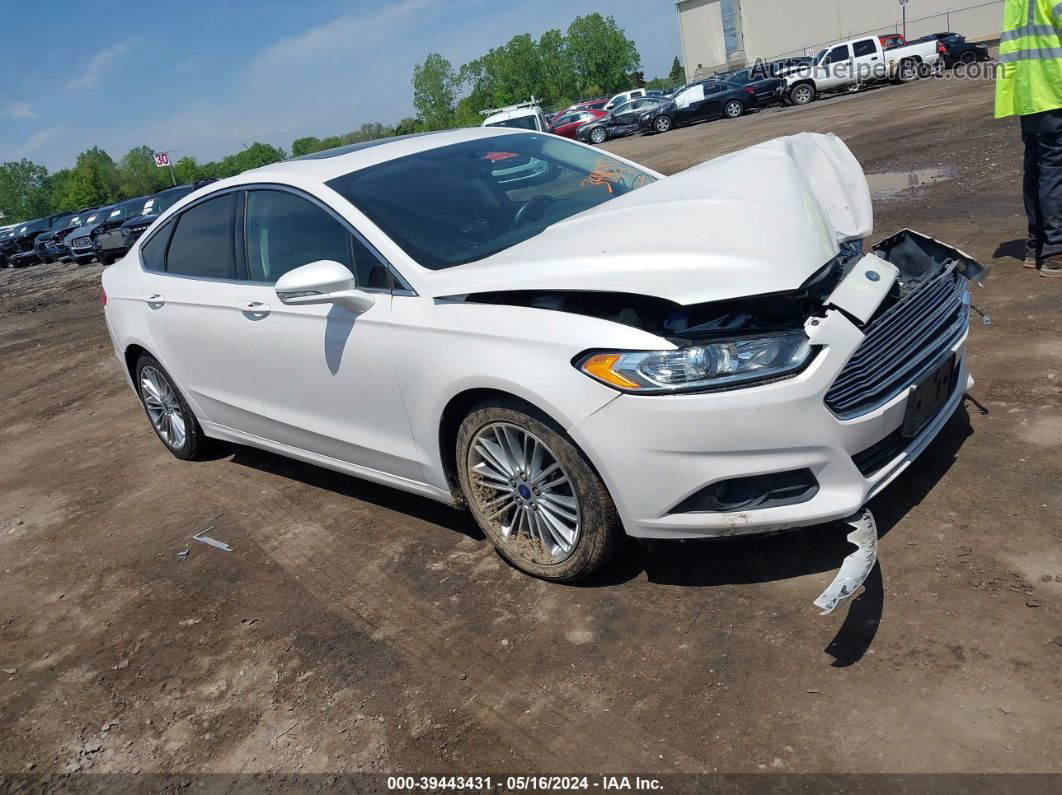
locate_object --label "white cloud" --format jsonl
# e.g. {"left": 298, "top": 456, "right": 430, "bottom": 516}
{"left": 3, "top": 102, "right": 36, "bottom": 119}
{"left": 65, "top": 41, "right": 132, "bottom": 91}
{"left": 0, "top": 124, "right": 63, "bottom": 160}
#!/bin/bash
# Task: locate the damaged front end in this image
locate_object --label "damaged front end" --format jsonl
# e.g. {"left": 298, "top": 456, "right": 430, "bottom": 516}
{"left": 461, "top": 229, "right": 985, "bottom": 615}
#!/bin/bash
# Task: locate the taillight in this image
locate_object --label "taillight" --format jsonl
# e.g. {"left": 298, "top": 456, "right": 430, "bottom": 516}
{"left": 101, "top": 286, "right": 107, "bottom": 306}
{"left": 745, "top": 86, "right": 755, "bottom": 94}
{"left": 938, "top": 43, "right": 947, "bottom": 54}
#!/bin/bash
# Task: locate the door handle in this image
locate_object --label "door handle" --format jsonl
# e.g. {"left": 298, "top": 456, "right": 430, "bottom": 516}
{"left": 146, "top": 294, "right": 165, "bottom": 307}
{"left": 239, "top": 301, "right": 271, "bottom": 316}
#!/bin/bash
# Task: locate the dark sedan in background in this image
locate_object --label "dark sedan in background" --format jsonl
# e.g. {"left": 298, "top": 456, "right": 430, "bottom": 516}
{"left": 119, "top": 179, "right": 215, "bottom": 248}
{"left": 1, "top": 212, "right": 72, "bottom": 268}
{"left": 575, "top": 96, "right": 669, "bottom": 144}
{"left": 637, "top": 79, "right": 765, "bottom": 134}
{"left": 918, "top": 32, "right": 990, "bottom": 67}
{"left": 65, "top": 206, "right": 114, "bottom": 265}
{"left": 718, "top": 66, "right": 785, "bottom": 106}
{"left": 93, "top": 195, "right": 150, "bottom": 264}
{"left": 34, "top": 209, "right": 94, "bottom": 263}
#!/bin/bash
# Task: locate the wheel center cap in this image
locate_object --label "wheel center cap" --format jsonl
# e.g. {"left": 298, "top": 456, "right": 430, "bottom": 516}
{"left": 517, "top": 484, "right": 532, "bottom": 500}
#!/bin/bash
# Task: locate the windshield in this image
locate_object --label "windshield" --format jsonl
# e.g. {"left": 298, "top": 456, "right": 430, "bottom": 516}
{"left": 485, "top": 115, "right": 538, "bottom": 130}
{"left": 814, "top": 48, "right": 828, "bottom": 64}
{"left": 327, "top": 133, "right": 656, "bottom": 270}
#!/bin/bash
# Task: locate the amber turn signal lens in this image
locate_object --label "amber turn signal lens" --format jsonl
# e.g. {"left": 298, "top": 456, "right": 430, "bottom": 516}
{"left": 581, "top": 353, "right": 641, "bottom": 389}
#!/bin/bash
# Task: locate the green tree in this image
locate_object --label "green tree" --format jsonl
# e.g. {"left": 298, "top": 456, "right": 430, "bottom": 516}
{"left": 566, "top": 13, "right": 641, "bottom": 97}
{"left": 669, "top": 56, "right": 685, "bottom": 83}
{"left": 48, "top": 168, "right": 73, "bottom": 211}
{"left": 63, "top": 147, "right": 120, "bottom": 209}
{"left": 538, "top": 29, "right": 577, "bottom": 104}
{"left": 412, "top": 53, "right": 458, "bottom": 130}
{"left": 0, "top": 159, "right": 52, "bottom": 221}
{"left": 217, "top": 142, "right": 286, "bottom": 178}
{"left": 173, "top": 156, "right": 199, "bottom": 184}
{"left": 118, "top": 145, "right": 170, "bottom": 198}
{"left": 291, "top": 136, "right": 323, "bottom": 157}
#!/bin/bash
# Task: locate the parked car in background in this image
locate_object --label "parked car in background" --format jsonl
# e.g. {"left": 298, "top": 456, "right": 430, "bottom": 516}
{"left": 481, "top": 100, "right": 550, "bottom": 132}
{"left": 779, "top": 34, "right": 942, "bottom": 105}
{"left": 94, "top": 196, "right": 150, "bottom": 264}
{"left": 641, "top": 79, "right": 762, "bottom": 134}
{"left": 549, "top": 108, "right": 608, "bottom": 139}
{"left": 603, "top": 88, "right": 650, "bottom": 111}
{"left": 879, "top": 33, "right": 906, "bottom": 50}
{"left": 719, "top": 66, "right": 785, "bottom": 106}
{"left": 35, "top": 210, "right": 93, "bottom": 263}
{"left": 576, "top": 97, "right": 669, "bottom": 143}
{"left": 120, "top": 180, "right": 216, "bottom": 247}
{"left": 918, "top": 32, "right": 990, "bottom": 67}
{"left": 2, "top": 212, "right": 72, "bottom": 267}
{"left": 65, "top": 206, "right": 114, "bottom": 264}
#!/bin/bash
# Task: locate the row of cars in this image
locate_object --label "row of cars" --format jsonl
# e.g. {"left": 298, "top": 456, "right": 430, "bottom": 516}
{"left": 0, "top": 180, "right": 213, "bottom": 270}
{"left": 481, "top": 30, "right": 987, "bottom": 147}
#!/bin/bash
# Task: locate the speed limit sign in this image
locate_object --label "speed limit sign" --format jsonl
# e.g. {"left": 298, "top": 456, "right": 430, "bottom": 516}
{"left": 153, "top": 152, "right": 171, "bottom": 168}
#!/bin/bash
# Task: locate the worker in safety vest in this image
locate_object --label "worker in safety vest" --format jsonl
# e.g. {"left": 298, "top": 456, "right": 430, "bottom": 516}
{"left": 996, "top": 0, "right": 1062, "bottom": 276}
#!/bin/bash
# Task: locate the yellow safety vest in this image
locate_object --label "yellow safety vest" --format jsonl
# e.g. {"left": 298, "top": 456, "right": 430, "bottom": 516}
{"left": 995, "top": 0, "right": 1062, "bottom": 117}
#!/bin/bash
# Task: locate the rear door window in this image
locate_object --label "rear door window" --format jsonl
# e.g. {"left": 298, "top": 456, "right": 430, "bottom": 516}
{"left": 853, "top": 39, "right": 877, "bottom": 57}
{"left": 164, "top": 193, "right": 237, "bottom": 279}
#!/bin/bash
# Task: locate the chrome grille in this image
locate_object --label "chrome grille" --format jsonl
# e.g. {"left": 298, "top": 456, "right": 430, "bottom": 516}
{"left": 71, "top": 236, "right": 93, "bottom": 249}
{"left": 825, "top": 270, "right": 969, "bottom": 419}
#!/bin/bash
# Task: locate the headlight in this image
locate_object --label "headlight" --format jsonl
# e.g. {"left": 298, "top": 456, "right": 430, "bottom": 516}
{"left": 577, "top": 332, "right": 813, "bottom": 393}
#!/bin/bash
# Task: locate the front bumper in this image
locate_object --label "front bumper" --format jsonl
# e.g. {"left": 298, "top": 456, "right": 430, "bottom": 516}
{"left": 570, "top": 233, "right": 977, "bottom": 541}
{"left": 7, "top": 250, "right": 41, "bottom": 267}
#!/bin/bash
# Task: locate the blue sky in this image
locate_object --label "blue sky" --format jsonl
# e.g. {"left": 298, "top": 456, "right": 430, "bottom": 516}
{"left": 0, "top": 0, "right": 681, "bottom": 171}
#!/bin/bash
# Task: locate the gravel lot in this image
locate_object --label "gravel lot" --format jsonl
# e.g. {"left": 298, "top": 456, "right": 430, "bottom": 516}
{"left": 1, "top": 68, "right": 1060, "bottom": 777}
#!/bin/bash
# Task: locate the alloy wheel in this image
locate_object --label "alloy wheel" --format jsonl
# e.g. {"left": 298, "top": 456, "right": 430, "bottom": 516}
{"left": 654, "top": 116, "right": 672, "bottom": 133}
{"left": 140, "top": 365, "right": 187, "bottom": 450}
{"left": 793, "top": 86, "right": 813, "bottom": 104}
{"left": 467, "top": 422, "right": 580, "bottom": 564}
{"left": 590, "top": 127, "right": 607, "bottom": 144}
{"left": 725, "top": 100, "right": 743, "bottom": 118}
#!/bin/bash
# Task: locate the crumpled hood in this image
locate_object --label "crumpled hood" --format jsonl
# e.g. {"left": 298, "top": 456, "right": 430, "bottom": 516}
{"left": 423, "top": 132, "right": 873, "bottom": 305}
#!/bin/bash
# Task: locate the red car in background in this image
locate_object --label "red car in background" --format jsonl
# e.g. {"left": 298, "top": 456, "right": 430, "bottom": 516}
{"left": 548, "top": 108, "right": 608, "bottom": 139}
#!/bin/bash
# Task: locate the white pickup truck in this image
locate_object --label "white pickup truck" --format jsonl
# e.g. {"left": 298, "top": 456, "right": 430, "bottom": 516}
{"left": 780, "top": 35, "right": 942, "bottom": 105}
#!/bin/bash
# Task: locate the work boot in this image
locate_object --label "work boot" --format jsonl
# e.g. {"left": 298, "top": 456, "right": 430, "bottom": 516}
{"left": 1041, "top": 256, "right": 1062, "bottom": 278}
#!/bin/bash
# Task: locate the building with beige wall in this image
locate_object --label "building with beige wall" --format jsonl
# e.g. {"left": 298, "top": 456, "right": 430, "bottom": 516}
{"left": 675, "top": 0, "right": 1004, "bottom": 80}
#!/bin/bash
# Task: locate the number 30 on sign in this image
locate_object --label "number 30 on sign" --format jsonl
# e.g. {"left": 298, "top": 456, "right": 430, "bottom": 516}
{"left": 153, "top": 152, "right": 171, "bottom": 168}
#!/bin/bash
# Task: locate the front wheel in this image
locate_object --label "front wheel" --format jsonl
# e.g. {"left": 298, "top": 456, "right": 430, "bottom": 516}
{"left": 653, "top": 115, "right": 673, "bottom": 133}
{"left": 723, "top": 99, "right": 745, "bottom": 118}
{"left": 456, "top": 399, "right": 623, "bottom": 581}
{"left": 589, "top": 126, "right": 608, "bottom": 145}
{"left": 135, "top": 354, "right": 209, "bottom": 460}
{"left": 788, "top": 83, "right": 816, "bottom": 105}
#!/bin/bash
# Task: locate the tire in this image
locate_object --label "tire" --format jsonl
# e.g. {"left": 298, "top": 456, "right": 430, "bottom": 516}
{"left": 134, "top": 354, "right": 209, "bottom": 461}
{"left": 589, "top": 126, "right": 608, "bottom": 145}
{"left": 958, "top": 51, "right": 977, "bottom": 66}
{"left": 99, "top": 252, "right": 115, "bottom": 266}
{"left": 456, "top": 398, "right": 624, "bottom": 581}
{"left": 723, "top": 99, "right": 745, "bottom": 119}
{"left": 897, "top": 59, "right": 919, "bottom": 83}
{"left": 788, "top": 83, "right": 816, "bottom": 105}
{"left": 653, "top": 115, "right": 673, "bottom": 133}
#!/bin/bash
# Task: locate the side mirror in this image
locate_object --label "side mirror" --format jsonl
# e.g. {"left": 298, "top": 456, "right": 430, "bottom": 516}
{"left": 274, "top": 260, "right": 376, "bottom": 314}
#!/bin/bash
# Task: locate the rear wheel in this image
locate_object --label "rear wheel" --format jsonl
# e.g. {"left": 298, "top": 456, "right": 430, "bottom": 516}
{"left": 653, "top": 115, "right": 673, "bottom": 133}
{"left": 135, "top": 354, "right": 209, "bottom": 460}
{"left": 589, "top": 126, "right": 608, "bottom": 144}
{"left": 456, "top": 399, "right": 623, "bottom": 581}
{"left": 789, "top": 83, "right": 816, "bottom": 105}
{"left": 723, "top": 99, "right": 745, "bottom": 118}
{"left": 897, "top": 58, "right": 919, "bottom": 82}
{"left": 958, "top": 50, "right": 977, "bottom": 66}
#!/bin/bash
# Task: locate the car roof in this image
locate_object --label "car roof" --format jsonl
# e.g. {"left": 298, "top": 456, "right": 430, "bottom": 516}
{"left": 231, "top": 128, "right": 534, "bottom": 186}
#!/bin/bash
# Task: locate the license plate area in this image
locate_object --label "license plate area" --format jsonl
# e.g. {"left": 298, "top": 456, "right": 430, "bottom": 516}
{"left": 901, "top": 354, "right": 956, "bottom": 438}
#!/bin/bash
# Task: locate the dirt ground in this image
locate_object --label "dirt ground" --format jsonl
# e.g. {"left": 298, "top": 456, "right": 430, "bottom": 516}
{"left": 1, "top": 67, "right": 1060, "bottom": 779}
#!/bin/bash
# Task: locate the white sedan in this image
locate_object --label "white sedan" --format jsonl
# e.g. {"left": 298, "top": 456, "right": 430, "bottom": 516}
{"left": 102, "top": 128, "right": 981, "bottom": 587}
